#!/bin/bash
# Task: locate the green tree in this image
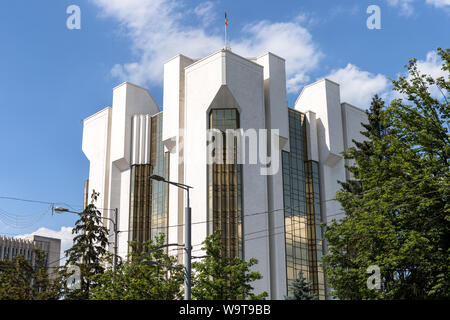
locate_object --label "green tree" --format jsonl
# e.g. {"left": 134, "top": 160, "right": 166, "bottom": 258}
{"left": 90, "top": 235, "right": 184, "bottom": 300}
{"left": 0, "top": 249, "right": 65, "bottom": 300}
{"left": 192, "top": 230, "right": 268, "bottom": 300}
{"left": 322, "top": 48, "right": 449, "bottom": 300}
{"left": 285, "top": 270, "right": 317, "bottom": 300}
{"left": 64, "top": 191, "right": 109, "bottom": 300}
{"left": 31, "top": 249, "right": 67, "bottom": 299}
{"left": 0, "top": 254, "right": 34, "bottom": 299}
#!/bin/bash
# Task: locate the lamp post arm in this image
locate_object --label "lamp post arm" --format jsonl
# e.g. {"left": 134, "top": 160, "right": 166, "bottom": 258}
{"left": 127, "top": 244, "right": 185, "bottom": 276}
{"left": 166, "top": 181, "right": 193, "bottom": 191}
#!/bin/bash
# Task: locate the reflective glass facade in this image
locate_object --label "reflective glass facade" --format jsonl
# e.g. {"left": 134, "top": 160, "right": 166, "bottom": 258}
{"left": 208, "top": 109, "right": 243, "bottom": 259}
{"left": 129, "top": 113, "right": 169, "bottom": 250}
{"left": 282, "top": 109, "right": 325, "bottom": 299}
{"left": 150, "top": 113, "right": 170, "bottom": 240}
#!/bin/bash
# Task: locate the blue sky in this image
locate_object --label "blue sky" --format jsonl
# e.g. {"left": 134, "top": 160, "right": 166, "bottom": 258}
{"left": 0, "top": 0, "right": 448, "bottom": 255}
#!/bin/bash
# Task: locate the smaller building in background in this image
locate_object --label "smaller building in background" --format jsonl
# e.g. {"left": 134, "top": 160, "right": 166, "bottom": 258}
{"left": 0, "top": 235, "right": 61, "bottom": 274}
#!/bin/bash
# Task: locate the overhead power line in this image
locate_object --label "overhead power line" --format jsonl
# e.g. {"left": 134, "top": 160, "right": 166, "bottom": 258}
{"left": 0, "top": 196, "right": 82, "bottom": 210}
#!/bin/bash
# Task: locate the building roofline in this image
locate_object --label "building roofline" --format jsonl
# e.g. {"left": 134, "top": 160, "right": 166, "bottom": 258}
{"left": 294, "top": 78, "right": 341, "bottom": 106}
{"left": 184, "top": 48, "right": 264, "bottom": 72}
{"left": 164, "top": 53, "right": 196, "bottom": 65}
{"left": 113, "top": 82, "right": 160, "bottom": 110}
{"left": 255, "top": 51, "right": 286, "bottom": 62}
{"left": 83, "top": 106, "right": 112, "bottom": 123}
{"left": 27, "top": 235, "right": 61, "bottom": 242}
{"left": 341, "top": 101, "right": 365, "bottom": 113}
{"left": 113, "top": 81, "right": 148, "bottom": 93}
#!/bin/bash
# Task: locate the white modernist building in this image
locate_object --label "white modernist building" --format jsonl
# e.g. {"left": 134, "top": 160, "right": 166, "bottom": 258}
{"left": 82, "top": 48, "right": 367, "bottom": 299}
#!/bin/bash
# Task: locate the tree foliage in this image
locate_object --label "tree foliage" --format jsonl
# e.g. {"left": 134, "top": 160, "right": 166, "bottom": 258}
{"left": 192, "top": 230, "right": 268, "bottom": 300}
{"left": 285, "top": 270, "right": 317, "bottom": 300}
{"left": 64, "top": 191, "right": 109, "bottom": 299}
{"left": 0, "top": 249, "right": 66, "bottom": 300}
{"left": 322, "top": 48, "right": 449, "bottom": 299}
{"left": 90, "top": 235, "right": 184, "bottom": 300}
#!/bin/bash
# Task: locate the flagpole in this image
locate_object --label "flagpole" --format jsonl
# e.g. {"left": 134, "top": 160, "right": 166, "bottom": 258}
{"left": 225, "top": 14, "right": 227, "bottom": 49}
{"left": 225, "top": 25, "right": 227, "bottom": 49}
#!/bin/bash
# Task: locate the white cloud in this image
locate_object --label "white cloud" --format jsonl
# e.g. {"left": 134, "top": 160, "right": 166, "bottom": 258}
{"left": 386, "top": 0, "right": 416, "bottom": 16}
{"left": 16, "top": 227, "right": 75, "bottom": 264}
{"left": 91, "top": 0, "right": 321, "bottom": 94}
{"left": 426, "top": 0, "right": 450, "bottom": 8}
{"left": 325, "top": 64, "right": 390, "bottom": 108}
{"left": 233, "top": 21, "right": 322, "bottom": 93}
{"left": 386, "top": 0, "right": 450, "bottom": 15}
{"left": 416, "top": 51, "right": 447, "bottom": 79}
{"left": 193, "top": 1, "right": 216, "bottom": 26}
{"left": 398, "top": 50, "right": 448, "bottom": 99}
{"left": 91, "top": 0, "right": 222, "bottom": 86}
{"left": 387, "top": 50, "right": 447, "bottom": 102}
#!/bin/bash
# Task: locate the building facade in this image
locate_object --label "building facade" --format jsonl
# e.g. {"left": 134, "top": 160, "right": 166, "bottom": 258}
{"left": 82, "top": 48, "right": 367, "bottom": 299}
{"left": 0, "top": 235, "right": 61, "bottom": 274}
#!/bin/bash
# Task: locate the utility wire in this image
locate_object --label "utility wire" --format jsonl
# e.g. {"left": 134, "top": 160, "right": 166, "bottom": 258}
{"left": 164, "top": 193, "right": 447, "bottom": 255}
{"left": 0, "top": 174, "right": 445, "bottom": 231}
{"left": 1, "top": 175, "right": 446, "bottom": 262}
{"left": 116, "top": 185, "right": 447, "bottom": 235}
{"left": 34, "top": 193, "right": 445, "bottom": 265}
{"left": 0, "top": 196, "right": 82, "bottom": 210}
{"left": 0, "top": 206, "right": 52, "bottom": 229}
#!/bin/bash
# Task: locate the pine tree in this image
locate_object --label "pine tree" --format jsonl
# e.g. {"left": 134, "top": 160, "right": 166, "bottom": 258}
{"left": 64, "top": 190, "right": 109, "bottom": 300}
{"left": 340, "top": 94, "right": 387, "bottom": 195}
{"left": 286, "top": 271, "right": 317, "bottom": 300}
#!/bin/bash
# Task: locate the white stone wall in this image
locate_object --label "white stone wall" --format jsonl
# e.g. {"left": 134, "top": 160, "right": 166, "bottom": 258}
{"left": 255, "top": 52, "right": 289, "bottom": 299}
{"left": 82, "top": 82, "right": 160, "bottom": 259}
{"left": 295, "top": 79, "right": 347, "bottom": 224}
{"left": 181, "top": 49, "right": 275, "bottom": 297}
{"left": 341, "top": 102, "right": 368, "bottom": 181}
{"left": 162, "top": 55, "right": 195, "bottom": 258}
{"left": 294, "top": 78, "right": 368, "bottom": 298}
{"left": 82, "top": 107, "right": 112, "bottom": 216}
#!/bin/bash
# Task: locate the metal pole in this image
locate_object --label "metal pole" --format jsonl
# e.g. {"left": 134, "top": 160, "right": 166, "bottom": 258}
{"left": 113, "top": 208, "right": 118, "bottom": 272}
{"left": 225, "top": 24, "right": 227, "bottom": 48}
{"left": 184, "top": 188, "right": 191, "bottom": 300}
{"left": 224, "top": 12, "right": 227, "bottom": 49}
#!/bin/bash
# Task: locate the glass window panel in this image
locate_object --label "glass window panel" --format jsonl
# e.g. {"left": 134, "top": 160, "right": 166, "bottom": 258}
{"left": 208, "top": 109, "right": 242, "bottom": 259}
{"left": 283, "top": 109, "right": 325, "bottom": 299}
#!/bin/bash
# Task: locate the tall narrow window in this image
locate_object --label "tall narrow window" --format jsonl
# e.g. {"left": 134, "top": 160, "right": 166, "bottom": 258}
{"left": 208, "top": 109, "right": 243, "bottom": 259}
{"left": 282, "top": 109, "right": 325, "bottom": 299}
{"left": 129, "top": 113, "right": 169, "bottom": 252}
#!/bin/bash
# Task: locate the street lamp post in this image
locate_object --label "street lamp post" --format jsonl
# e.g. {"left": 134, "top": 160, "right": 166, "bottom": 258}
{"left": 112, "top": 208, "right": 118, "bottom": 271}
{"left": 54, "top": 206, "right": 119, "bottom": 271}
{"left": 149, "top": 174, "right": 193, "bottom": 300}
